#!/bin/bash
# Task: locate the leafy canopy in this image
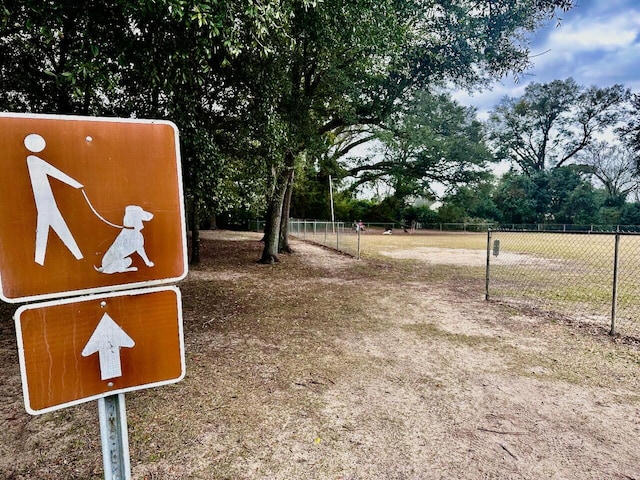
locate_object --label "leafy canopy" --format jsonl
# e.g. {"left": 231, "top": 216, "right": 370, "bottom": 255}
{"left": 488, "top": 78, "right": 630, "bottom": 175}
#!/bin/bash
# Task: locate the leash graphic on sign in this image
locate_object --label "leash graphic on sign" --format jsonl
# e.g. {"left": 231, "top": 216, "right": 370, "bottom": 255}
{"left": 81, "top": 190, "right": 126, "bottom": 229}
{"left": 24, "top": 133, "right": 155, "bottom": 275}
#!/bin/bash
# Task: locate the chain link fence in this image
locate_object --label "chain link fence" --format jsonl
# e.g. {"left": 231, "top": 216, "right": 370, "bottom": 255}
{"left": 288, "top": 219, "right": 362, "bottom": 258}
{"left": 486, "top": 230, "right": 640, "bottom": 339}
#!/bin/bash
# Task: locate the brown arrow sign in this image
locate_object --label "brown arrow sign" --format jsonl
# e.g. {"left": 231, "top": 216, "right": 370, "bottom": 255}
{"left": 15, "top": 286, "right": 185, "bottom": 414}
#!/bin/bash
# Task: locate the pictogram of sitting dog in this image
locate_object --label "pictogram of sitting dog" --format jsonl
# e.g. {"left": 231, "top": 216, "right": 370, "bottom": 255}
{"left": 95, "top": 205, "right": 155, "bottom": 274}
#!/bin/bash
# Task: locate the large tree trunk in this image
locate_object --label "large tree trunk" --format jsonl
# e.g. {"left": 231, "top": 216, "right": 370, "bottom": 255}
{"left": 259, "top": 164, "right": 278, "bottom": 244}
{"left": 260, "top": 200, "right": 273, "bottom": 243}
{"left": 279, "top": 170, "right": 295, "bottom": 254}
{"left": 190, "top": 198, "right": 201, "bottom": 265}
{"left": 259, "top": 153, "right": 295, "bottom": 263}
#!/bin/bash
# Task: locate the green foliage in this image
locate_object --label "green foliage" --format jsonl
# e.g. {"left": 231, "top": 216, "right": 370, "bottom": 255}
{"left": 438, "top": 183, "right": 499, "bottom": 223}
{"left": 488, "top": 78, "right": 630, "bottom": 175}
{"left": 0, "top": 0, "right": 130, "bottom": 113}
{"left": 290, "top": 167, "right": 332, "bottom": 220}
{"left": 561, "top": 183, "right": 604, "bottom": 225}
{"left": 622, "top": 93, "right": 640, "bottom": 157}
{"left": 1, "top": 0, "right": 584, "bottom": 243}
{"left": 488, "top": 168, "right": 607, "bottom": 225}
{"left": 619, "top": 203, "right": 640, "bottom": 226}
{"left": 182, "top": 126, "right": 267, "bottom": 223}
{"left": 332, "top": 195, "right": 374, "bottom": 224}
{"left": 426, "top": 165, "right": 640, "bottom": 228}
{"left": 404, "top": 205, "right": 439, "bottom": 225}
{"left": 492, "top": 172, "right": 540, "bottom": 223}
{"left": 348, "top": 90, "right": 495, "bottom": 201}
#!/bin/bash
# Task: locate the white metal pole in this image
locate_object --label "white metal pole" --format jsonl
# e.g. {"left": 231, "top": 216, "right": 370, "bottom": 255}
{"left": 329, "top": 175, "right": 335, "bottom": 234}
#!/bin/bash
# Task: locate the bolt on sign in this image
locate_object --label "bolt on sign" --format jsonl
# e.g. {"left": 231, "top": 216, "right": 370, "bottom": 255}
{"left": 15, "top": 286, "right": 185, "bottom": 414}
{"left": 0, "top": 113, "right": 187, "bottom": 302}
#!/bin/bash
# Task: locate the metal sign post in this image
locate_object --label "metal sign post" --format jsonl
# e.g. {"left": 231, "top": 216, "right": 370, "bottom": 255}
{"left": 99, "top": 394, "right": 131, "bottom": 480}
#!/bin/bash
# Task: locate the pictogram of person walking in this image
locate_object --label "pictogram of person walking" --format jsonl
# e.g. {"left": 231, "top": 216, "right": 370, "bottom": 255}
{"left": 25, "top": 133, "right": 84, "bottom": 265}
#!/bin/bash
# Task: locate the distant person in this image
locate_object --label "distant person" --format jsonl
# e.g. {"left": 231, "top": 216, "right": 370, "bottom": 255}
{"left": 357, "top": 220, "right": 365, "bottom": 232}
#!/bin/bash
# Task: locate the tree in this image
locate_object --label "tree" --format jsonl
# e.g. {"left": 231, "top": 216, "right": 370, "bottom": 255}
{"left": 0, "top": 0, "right": 296, "bottom": 264}
{"left": 576, "top": 141, "right": 640, "bottom": 206}
{"left": 492, "top": 167, "right": 606, "bottom": 226}
{"left": 488, "top": 78, "right": 630, "bottom": 175}
{"left": 110, "top": 1, "right": 303, "bottom": 264}
{"left": 545, "top": 166, "right": 602, "bottom": 224}
{"left": 619, "top": 202, "right": 640, "bottom": 226}
{"left": 439, "top": 182, "right": 500, "bottom": 223}
{"left": 620, "top": 93, "right": 640, "bottom": 171}
{"left": 563, "top": 184, "right": 604, "bottom": 225}
{"left": 346, "top": 91, "right": 495, "bottom": 204}
{"left": 2, "top": 0, "right": 582, "bottom": 264}
{"left": 0, "top": 0, "right": 129, "bottom": 114}
{"left": 493, "top": 171, "right": 540, "bottom": 224}
{"left": 237, "top": 0, "right": 580, "bottom": 262}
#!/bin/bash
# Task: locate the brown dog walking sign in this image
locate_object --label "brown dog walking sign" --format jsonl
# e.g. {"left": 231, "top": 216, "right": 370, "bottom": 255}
{"left": 0, "top": 113, "right": 187, "bottom": 302}
{"left": 2, "top": 113, "right": 188, "bottom": 479}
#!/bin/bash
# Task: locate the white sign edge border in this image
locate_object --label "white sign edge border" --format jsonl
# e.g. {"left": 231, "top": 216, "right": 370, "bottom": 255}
{"left": 0, "top": 112, "right": 189, "bottom": 304}
{"left": 14, "top": 285, "right": 186, "bottom": 415}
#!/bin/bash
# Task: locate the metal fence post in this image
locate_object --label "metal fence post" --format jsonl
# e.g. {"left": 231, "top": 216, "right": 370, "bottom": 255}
{"left": 485, "top": 230, "right": 492, "bottom": 301}
{"left": 611, "top": 232, "right": 620, "bottom": 336}
{"left": 357, "top": 226, "right": 361, "bottom": 259}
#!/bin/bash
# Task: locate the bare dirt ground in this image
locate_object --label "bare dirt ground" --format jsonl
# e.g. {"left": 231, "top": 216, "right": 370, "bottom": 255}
{"left": 1, "top": 230, "right": 640, "bottom": 479}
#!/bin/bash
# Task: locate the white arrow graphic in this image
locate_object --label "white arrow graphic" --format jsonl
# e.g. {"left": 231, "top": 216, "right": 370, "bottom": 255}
{"left": 82, "top": 313, "right": 135, "bottom": 381}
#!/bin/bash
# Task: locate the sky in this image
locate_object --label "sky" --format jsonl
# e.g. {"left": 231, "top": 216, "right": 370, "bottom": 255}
{"left": 454, "top": 0, "right": 640, "bottom": 118}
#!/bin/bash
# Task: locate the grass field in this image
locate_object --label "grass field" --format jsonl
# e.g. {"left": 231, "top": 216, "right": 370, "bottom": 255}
{"left": 301, "top": 228, "right": 640, "bottom": 339}
{"left": 488, "top": 231, "right": 640, "bottom": 338}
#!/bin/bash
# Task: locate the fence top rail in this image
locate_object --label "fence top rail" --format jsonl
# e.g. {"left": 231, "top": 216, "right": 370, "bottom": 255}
{"left": 490, "top": 228, "right": 640, "bottom": 236}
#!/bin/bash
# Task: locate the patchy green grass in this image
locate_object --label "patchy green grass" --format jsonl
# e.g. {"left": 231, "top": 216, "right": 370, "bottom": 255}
{"left": 314, "top": 229, "right": 640, "bottom": 338}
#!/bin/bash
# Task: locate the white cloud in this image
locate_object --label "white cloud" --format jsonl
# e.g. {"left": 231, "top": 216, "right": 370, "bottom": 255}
{"left": 494, "top": 6, "right": 640, "bottom": 91}
{"left": 546, "top": 14, "right": 639, "bottom": 52}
